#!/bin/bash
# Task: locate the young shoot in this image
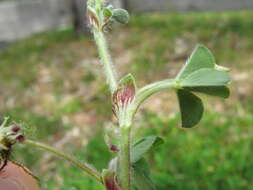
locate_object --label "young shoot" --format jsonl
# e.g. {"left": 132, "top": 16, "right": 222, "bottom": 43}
{"left": 0, "top": 0, "right": 231, "bottom": 190}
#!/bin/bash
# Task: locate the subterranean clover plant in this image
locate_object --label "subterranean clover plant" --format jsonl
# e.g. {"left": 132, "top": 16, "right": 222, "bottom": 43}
{"left": 0, "top": 0, "right": 231, "bottom": 189}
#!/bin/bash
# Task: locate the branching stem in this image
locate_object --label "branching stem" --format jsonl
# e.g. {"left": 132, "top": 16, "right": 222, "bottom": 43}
{"left": 23, "top": 140, "right": 102, "bottom": 184}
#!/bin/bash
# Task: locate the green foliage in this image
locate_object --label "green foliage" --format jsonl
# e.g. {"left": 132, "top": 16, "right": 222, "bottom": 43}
{"left": 112, "top": 9, "right": 130, "bottom": 24}
{"left": 132, "top": 158, "right": 156, "bottom": 190}
{"left": 139, "top": 112, "right": 253, "bottom": 190}
{"left": 1, "top": 10, "right": 253, "bottom": 190}
{"left": 180, "top": 68, "right": 230, "bottom": 87}
{"left": 184, "top": 86, "right": 230, "bottom": 98}
{"left": 176, "top": 45, "right": 215, "bottom": 80}
{"left": 131, "top": 136, "right": 164, "bottom": 163}
{"left": 173, "top": 45, "right": 230, "bottom": 127}
{"left": 103, "top": 7, "right": 113, "bottom": 17}
{"left": 177, "top": 90, "right": 203, "bottom": 128}
{"left": 52, "top": 110, "right": 253, "bottom": 190}
{"left": 176, "top": 45, "right": 230, "bottom": 88}
{"left": 130, "top": 136, "right": 163, "bottom": 189}
{"left": 135, "top": 45, "right": 230, "bottom": 128}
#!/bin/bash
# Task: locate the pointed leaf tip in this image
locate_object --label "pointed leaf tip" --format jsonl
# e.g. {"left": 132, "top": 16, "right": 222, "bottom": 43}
{"left": 131, "top": 136, "right": 164, "bottom": 163}
{"left": 177, "top": 45, "right": 215, "bottom": 80}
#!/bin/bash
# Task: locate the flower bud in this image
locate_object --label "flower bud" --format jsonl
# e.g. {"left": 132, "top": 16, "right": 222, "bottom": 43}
{"left": 112, "top": 74, "right": 136, "bottom": 116}
{"left": 113, "top": 84, "right": 135, "bottom": 106}
{"left": 16, "top": 135, "right": 25, "bottom": 143}
{"left": 102, "top": 169, "right": 120, "bottom": 190}
{"left": 110, "top": 145, "right": 119, "bottom": 152}
{"left": 11, "top": 125, "right": 20, "bottom": 133}
{"left": 86, "top": 9, "right": 99, "bottom": 29}
{"left": 0, "top": 122, "right": 25, "bottom": 162}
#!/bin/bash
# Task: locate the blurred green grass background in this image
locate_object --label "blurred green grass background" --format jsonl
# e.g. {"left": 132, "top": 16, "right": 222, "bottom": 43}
{"left": 0, "top": 11, "right": 253, "bottom": 190}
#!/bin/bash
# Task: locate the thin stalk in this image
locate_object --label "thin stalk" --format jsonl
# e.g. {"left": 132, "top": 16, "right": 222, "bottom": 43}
{"left": 0, "top": 116, "right": 9, "bottom": 127}
{"left": 119, "top": 126, "right": 131, "bottom": 190}
{"left": 23, "top": 140, "right": 102, "bottom": 184}
{"left": 93, "top": 30, "right": 117, "bottom": 93}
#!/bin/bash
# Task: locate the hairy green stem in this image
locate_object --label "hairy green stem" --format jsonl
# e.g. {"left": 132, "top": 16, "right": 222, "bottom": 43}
{"left": 119, "top": 126, "right": 131, "bottom": 190}
{"left": 23, "top": 140, "right": 102, "bottom": 184}
{"left": 134, "top": 79, "right": 177, "bottom": 110}
{"left": 90, "top": 3, "right": 132, "bottom": 188}
{"left": 93, "top": 30, "right": 117, "bottom": 93}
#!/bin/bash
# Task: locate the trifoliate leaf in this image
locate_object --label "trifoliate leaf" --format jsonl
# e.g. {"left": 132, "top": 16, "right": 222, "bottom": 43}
{"left": 131, "top": 136, "right": 164, "bottom": 163}
{"left": 176, "top": 45, "right": 215, "bottom": 80}
{"left": 132, "top": 158, "right": 156, "bottom": 190}
{"left": 184, "top": 86, "right": 230, "bottom": 98}
{"left": 112, "top": 9, "right": 130, "bottom": 24}
{"left": 177, "top": 89, "right": 204, "bottom": 128}
{"left": 181, "top": 68, "right": 230, "bottom": 87}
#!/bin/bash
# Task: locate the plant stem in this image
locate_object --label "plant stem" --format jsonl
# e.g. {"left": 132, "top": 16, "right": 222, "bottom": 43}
{"left": 0, "top": 116, "right": 9, "bottom": 127}
{"left": 134, "top": 79, "right": 177, "bottom": 110}
{"left": 23, "top": 140, "right": 102, "bottom": 184}
{"left": 119, "top": 126, "right": 131, "bottom": 190}
{"left": 93, "top": 30, "right": 117, "bottom": 93}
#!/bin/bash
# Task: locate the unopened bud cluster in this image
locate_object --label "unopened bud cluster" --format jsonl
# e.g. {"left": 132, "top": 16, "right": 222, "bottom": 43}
{"left": 87, "top": 0, "right": 129, "bottom": 31}
{"left": 0, "top": 121, "right": 25, "bottom": 151}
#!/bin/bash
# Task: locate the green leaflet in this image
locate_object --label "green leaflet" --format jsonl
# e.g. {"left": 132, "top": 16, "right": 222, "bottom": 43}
{"left": 131, "top": 136, "right": 164, "bottom": 163}
{"left": 103, "top": 7, "right": 113, "bottom": 17}
{"left": 131, "top": 136, "right": 163, "bottom": 189}
{"left": 177, "top": 89, "right": 204, "bottom": 128}
{"left": 112, "top": 9, "right": 130, "bottom": 24}
{"left": 132, "top": 158, "right": 156, "bottom": 190}
{"left": 184, "top": 86, "right": 230, "bottom": 98}
{"left": 181, "top": 68, "right": 230, "bottom": 87}
{"left": 176, "top": 45, "right": 215, "bottom": 80}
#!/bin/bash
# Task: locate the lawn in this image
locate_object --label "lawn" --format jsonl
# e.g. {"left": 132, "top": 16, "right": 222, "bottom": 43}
{"left": 0, "top": 10, "right": 253, "bottom": 190}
